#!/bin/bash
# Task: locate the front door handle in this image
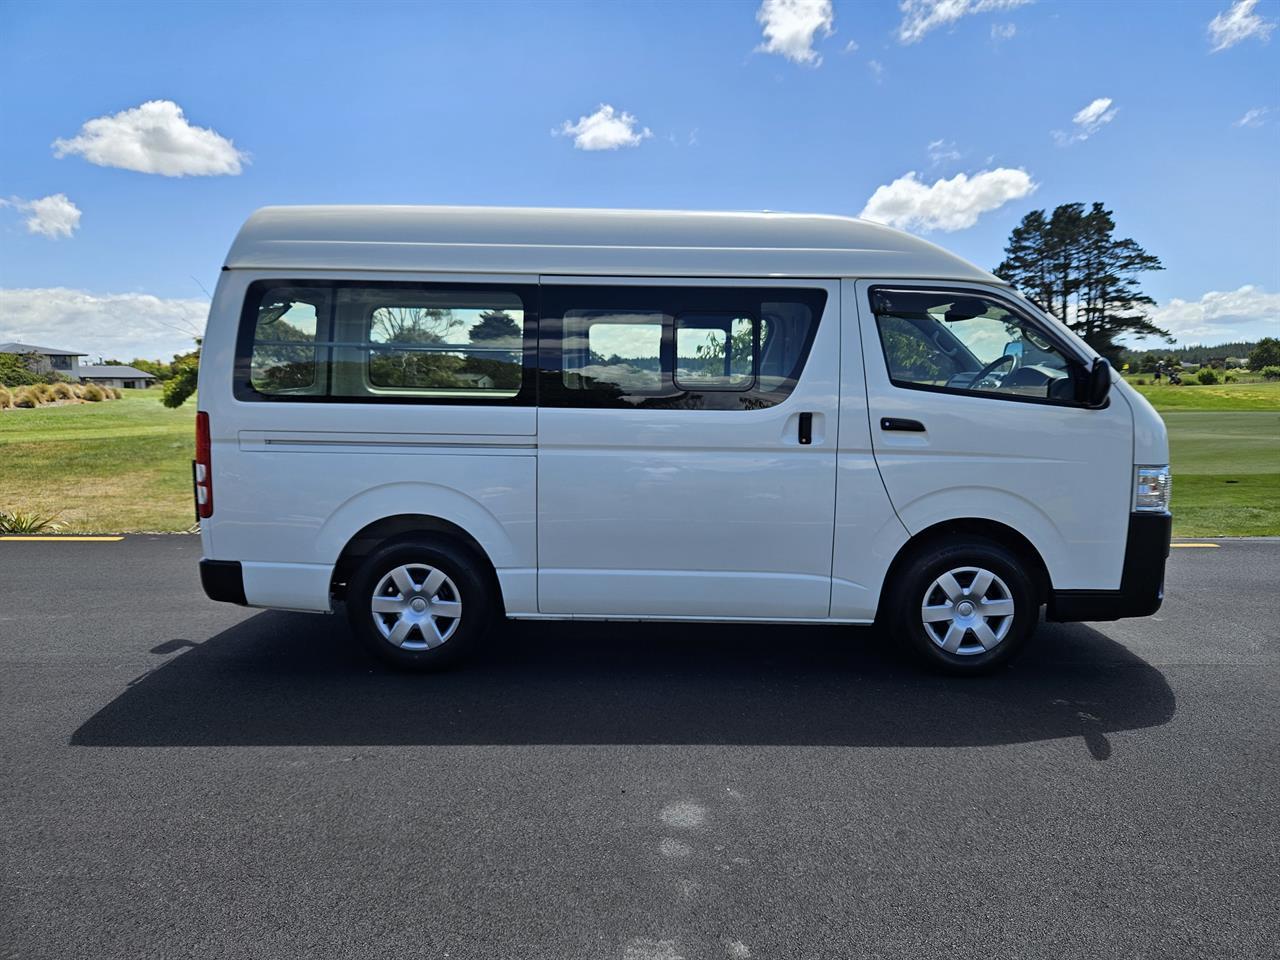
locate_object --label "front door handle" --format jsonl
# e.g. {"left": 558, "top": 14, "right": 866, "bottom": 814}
{"left": 880, "top": 417, "right": 925, "bottom": 432}
{"left": 798, "top": 411, "right": 813, "bottom": 445}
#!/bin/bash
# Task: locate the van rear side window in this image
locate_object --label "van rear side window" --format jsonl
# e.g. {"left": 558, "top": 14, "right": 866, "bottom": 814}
{"left": 236, "top": 281, "right": 535, "bottom": 405}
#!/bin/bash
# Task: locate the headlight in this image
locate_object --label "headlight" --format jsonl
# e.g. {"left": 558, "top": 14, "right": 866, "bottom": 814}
{"left": 1134, "top": 465, "right": 1171, "bottom": 513}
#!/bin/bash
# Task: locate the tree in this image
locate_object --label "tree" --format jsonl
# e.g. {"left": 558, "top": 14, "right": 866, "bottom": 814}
{"left": 996, "top": 202, "right": 1170, "bottom": 361}
{"left": 161, "top": 345, "right": 200, "bottom": 408}
{"left": 469, "top": 310, "right": 522, "bottom": 344}
{"left": 1248, "top": 337, "right": 1280, "bottom": 371}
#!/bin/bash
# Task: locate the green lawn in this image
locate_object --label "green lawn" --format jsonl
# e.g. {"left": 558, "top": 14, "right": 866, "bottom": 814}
{"left": 1129, "top": 378, "right": 1280, "bottom": 536}
{"left": 0, "top": 391, "right": 195, "bottom": 532}
{"left": 1, "top": 378, "right": 1276, "bottom": 536}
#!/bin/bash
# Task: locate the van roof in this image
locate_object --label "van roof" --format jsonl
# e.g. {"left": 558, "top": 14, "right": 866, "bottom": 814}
{"left": 224, "top": 205, "right": 1003, "bottom": 283}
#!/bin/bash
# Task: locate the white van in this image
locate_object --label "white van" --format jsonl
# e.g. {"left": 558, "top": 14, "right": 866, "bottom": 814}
{"left": 196, "top": 206, "right": 1171, "bottom": 675}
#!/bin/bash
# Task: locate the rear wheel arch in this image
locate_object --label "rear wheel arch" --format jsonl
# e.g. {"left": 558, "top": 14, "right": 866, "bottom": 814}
{"left": 330, "top": 514, "right": 504, "bottom": 612}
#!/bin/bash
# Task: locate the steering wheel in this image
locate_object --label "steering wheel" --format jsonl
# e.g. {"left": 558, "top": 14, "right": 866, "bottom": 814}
{"left": 970, "top": 354, "right": 1015, "bottom": 390}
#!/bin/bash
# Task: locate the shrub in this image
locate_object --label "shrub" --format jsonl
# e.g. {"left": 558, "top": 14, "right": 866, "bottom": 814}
{"left": 1195, "top": 367, "right": 1220, "bottom": 385}
{"left": 1262, "top": 365, "right": 1280, "bottom": 381}
{"left": 0, "top": 353, "right": 42, "bottom": 387}
{"left": 50, "top": 382, "right": 74, "bottom": 400}
{"left": 1224, "top": 372, "right": 1238, "bottom": 383}
{"left": 0, "top": 510, "right": 65, "bottom": 534}
{"left": 0, "top": 385, "right": 10, "bottom": 409}
{"left": 111, "top": 387, "right": 123, "bottom": 399}
{"left": 82, "top": 384, "right": 106, "bottom": 402}
{"left": 12, "top": 387, "right": 38, "bottom": 408}
{"left": 1135, "top": 378, "right": 1146, "bottom": 385}
{"left": 30, "top": 383, "right": 53, "bottom": 403}
{"left": 70, "top": 383, "right": 86, "bottom": 399}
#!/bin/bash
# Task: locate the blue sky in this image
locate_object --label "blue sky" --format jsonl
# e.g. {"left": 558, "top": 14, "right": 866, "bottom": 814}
{"left": 1, "top": 0, "right": 1277, "bottom": 360}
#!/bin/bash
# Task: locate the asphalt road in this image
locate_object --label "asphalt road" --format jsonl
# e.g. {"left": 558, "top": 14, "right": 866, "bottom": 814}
{"left": 1, "top": 537, "right": 1277, "bottom": 959}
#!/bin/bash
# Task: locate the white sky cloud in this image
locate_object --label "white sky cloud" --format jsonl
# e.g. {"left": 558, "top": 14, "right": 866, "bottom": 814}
{"left": 755, "top": 0, "right": 834, "bottom": 65}
{"left": 991, "top": 22, "right": 1017, "bottom": 41}
{"left": 897, "top": 0, "right": 1030, "bottom": 45}
{"left": 859, "top": 167, "right": 1036, "bottom": 232}
{"left": 1208, "top": 0, "right": 1276, "bottom": 52}
{"left": 1053, "top": 96, "right": 1118, "bottom": 145}
{"left": 0, "top": 288, "right": 208, "bottom": 361}
{"left": 1144, "top": 285, "right": 1280, "bottom": 344}
{"left": 52, "top": 100, "right": 246, "bottom": 177}
{"left": 2, "top": 194, "right": 82, "bottom": 239}
{"left": 556, "top": 104, "right": 652, "bottom": 151}
{"left": 1234, "top": 106, "right": 1272, "bottom": 127}
{"left": 927, "top": 138, "right": 961, "bottom": 165}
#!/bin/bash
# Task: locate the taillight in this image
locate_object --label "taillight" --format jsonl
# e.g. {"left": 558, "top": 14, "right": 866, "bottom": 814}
{"left": 194, "top": 411, "right": 213, "bottom": 519}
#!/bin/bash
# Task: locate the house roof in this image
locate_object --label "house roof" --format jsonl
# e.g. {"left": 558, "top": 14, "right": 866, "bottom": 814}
{"left": 79, "top": 365, "right": 157, "bottom": 380}
{"left": 0, "top": 341, "right": 87, "bottom": 357}
{"left": 225, "top": 205, "right": 1004, "bottom": 284}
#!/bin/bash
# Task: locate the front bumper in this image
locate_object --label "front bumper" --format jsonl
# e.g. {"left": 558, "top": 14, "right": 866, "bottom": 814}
{"left": 1047, "top": 512, "right": 1172, "bottom": 622}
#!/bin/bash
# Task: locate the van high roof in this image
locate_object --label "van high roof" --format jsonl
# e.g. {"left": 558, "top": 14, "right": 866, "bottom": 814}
{"left": 225, "top": 205, "right": 1003, "bottom": 283}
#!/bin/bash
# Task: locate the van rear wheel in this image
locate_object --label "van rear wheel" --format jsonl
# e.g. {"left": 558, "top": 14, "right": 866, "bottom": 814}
{"left": 346, "top": 537, "right": 492, "bottom": 670}
{"left": 890, "top": 538, "right": 1037, "bottom": 675}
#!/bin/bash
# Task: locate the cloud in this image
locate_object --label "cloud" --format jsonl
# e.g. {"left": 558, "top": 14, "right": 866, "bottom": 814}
{"left": 0, "top": 288, "right": 208, "bottom": 361}
{"left": 1, "top": 194, "right": 82, "bottom": 239}
{"left": 555, "top": 104, "right": 652, "bottom": 151}
{"left": 1053, "top": 96, "right": 1118, "bottom": 145}
{"left": 1208, "top": 0, "right": 1276, "bottom": 52}
{"left": 991, "top": 22, "right": 1017, "bottom": 41}
{"left": 868, "top": 59, "right": 885, "bottom": 82}
{"left": 1234, "top": 106, "right": 1272, "bottom": 127}
{"left": 52, "top": 100, "right": 246, "bottom": 177}
{"left": 897, "top": 0, "right": 1030, "bottom": 45}
{"left": 843, "top": 39, "right": 860, "bottom": 54}
{"left": 1145, "top": 285, "right": 1280, "bottom": 344}
{"left": 927, "top": 139, "right": 961, "bottom": 165}
{"left": 755, "top": 0, "right": 834, "bottom": 65}
{"left": 859, "top": 167, "right": 1036, "bottom": 232}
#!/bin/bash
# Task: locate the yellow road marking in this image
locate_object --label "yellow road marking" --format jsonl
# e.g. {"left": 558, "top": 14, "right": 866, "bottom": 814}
{"left": 1171, "top": 543, "right": 1219, "bottom": 548}
{"left": 0, "top": 535, "right": 125, "bottom": 542}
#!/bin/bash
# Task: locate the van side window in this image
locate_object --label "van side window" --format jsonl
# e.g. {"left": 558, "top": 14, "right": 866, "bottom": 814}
{"left": 249, "top": 287, "right": 328, "bottom": 395}
{"left": 542, "top": 286, "right": 825, "bottom": 410}
{"left": 870, "top": 288, "right": 1081, "bottom": 404}
{"left": 236, "top": 281, "right": 536, "bottom": 405}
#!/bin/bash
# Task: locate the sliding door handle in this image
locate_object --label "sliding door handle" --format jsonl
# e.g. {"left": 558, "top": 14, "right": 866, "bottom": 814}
{"left": 880, "top": 417, "right": 925, "bottom": 432}
{"left": 798, "top": 411, "right": 813, "bottom": 445}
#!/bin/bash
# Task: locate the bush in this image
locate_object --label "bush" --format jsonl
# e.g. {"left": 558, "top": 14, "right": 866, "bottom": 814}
{"left": 1262, "top": 365, "right": 1280, "bottom": 381}
{"left": 0, "top": 353, "right": 42, "bottom": 387}
{"left": 0, "top": 510, "right": 64, "bottom": 534}
{"left": 1225, "top": 372, "right": 1238, "bottom": 383}
{"left": 12, "top": 387, "right": 38, "bottom": 408}
{"left": 70, "top": 383, "right": 86, "bottom": 399}
{"left": 0, "top": 385, "right": 10, "bottom": 409}
{"left": 82, "top": 384, "right": 106, "bottom": 402}
{"left": 1135, "top": 378, "right": 1146, "bottom": 385}
{"left": 111, "top": 387, "right": 123, "bottom": 399}
{"left": 1196, "top": 367, "right": 1220, "bottom": 385}
{"left": 50, "top": 382, "right": 74, "bottom": 400}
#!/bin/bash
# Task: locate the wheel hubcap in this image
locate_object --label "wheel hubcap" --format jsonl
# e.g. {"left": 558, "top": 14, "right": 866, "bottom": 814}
{"left": 370, "top": 563, "right": 462, "bottom": 651}
{"left": 920, "top": 566, "right": 1015, "bottom": 656}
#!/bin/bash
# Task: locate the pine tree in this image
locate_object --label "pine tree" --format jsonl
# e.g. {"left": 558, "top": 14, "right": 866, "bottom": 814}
{"left": 996, "top": 202, "right": 1170, "bottom": 360}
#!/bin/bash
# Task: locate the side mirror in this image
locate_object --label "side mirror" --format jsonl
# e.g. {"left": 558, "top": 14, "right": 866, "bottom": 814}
{"left": 1085, "top": 357, "right": 1112, "bottom": 407}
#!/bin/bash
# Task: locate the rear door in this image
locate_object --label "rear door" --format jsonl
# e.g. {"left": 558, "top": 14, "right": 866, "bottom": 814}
{"left": 536, "top": 278, "right": 840, "bottom": 618}
{"left": 856, "top": 280, "right": 1133, "bottom": 591}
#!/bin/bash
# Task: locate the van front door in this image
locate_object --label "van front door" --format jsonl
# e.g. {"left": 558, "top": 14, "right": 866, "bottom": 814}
{"left": 536, "top": 278, "right": 840, "bottom": 618}
{"left": 856, "top": 281, "right": 1133, "bottom": 592}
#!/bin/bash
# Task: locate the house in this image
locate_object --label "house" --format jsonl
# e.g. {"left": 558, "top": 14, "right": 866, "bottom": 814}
{"left": 78, "top": 365, "right": 157, "bottom": 389}
{"left": 0, "top": 341, "right": 87, "bottom": 377}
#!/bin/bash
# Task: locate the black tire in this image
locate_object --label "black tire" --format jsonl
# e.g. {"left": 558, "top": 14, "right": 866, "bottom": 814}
{"left": 888, "top": 537, "right": 1038, "bottom": 676}
{"left": 345, "top": 536, "right": 494, "bottom": 670}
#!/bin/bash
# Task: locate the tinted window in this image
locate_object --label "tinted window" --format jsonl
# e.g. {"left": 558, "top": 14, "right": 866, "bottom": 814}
{"left": 870, "top": 288, "right": 1080, "bottom": 403}
{"left": 542, "top": 286, "right": 825, "bottom": 410}
{"left": 237, "top": 282, "right": 534, "bottom": 404}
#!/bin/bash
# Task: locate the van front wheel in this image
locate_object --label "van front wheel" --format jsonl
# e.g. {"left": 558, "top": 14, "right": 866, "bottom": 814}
{"left": 890, "top": 538, "right": 1037, "bottom": 675}
{"left": 346, "top": 537, "right": 492, "bottom": 670}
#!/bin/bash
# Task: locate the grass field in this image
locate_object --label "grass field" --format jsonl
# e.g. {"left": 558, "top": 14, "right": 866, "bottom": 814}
{"left": 1, "top": 379, "right": 1277, "bottom": 535}
{"left": 0, "top": 391, "right": 194, "bottom": 532}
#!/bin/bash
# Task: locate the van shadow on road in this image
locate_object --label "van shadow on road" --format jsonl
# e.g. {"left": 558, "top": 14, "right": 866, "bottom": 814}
{"left": 72, "top": 611, "right": 1174, "bottom": 753}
